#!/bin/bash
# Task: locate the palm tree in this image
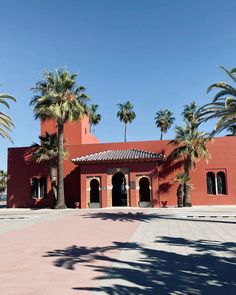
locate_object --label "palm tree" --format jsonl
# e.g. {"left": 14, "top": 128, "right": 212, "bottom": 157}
{"left": 0, "top": 170, "right": 7, "bottom": 199}
{"left": 117, "top": 101, "right": 136, "bottom": 142}
{"left": 30, "top": 69, "right": 89, "bottom": 209}
{"left": 31, "top": 132, "right": 68, "bottom": 207}
{"left": 0, "top": 92, "right": 16, "bottom": 142}
{"left": 170, "top": 103, "right": 210, "bottom": 206}
{"left": 200, "top": 66, "right": 236, "bottom": 135}
{"left": 182, "top": 102, "right": 199, "bottom": 128}
{"left": 227, "top": 124, "right": 236, "bottom": 136}
{"left": 155, "top": 109, "right": 175, "bottom": 140}
{"left": 175, "top": 172, "right": 190, "bottom": 207}
{"left": 88, "top": 104, "right": 102, "bottom": 133}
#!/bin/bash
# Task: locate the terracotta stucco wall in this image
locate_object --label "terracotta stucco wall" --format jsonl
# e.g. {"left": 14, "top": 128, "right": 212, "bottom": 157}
{"left": 79, "top": 162, "right": 159, "bottom": 208}
{"left": 41, "top": 116, "right": 100, "bottom": 145}
{"left": 7, "top": 137, "right": 236, "bottom": 208}
{"left": 7, "top": 147, "right": 53, "bottom": 208}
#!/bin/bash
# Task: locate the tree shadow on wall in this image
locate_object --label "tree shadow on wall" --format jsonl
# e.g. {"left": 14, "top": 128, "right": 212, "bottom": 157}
{"left": 157, "top": 153, "right": 184, "bottom": 206}
{"left": 159, "top": 153, "right": 184, "bottom": 179}
{"left": 158, "top": 182, "right": 172, "bottom": 195}
{"left": 64, "top": 166, "right": 80, "bottom": 208}
{"left": 43, "top": 237, "right": 236, "bottom": 294}
{"left": 156, "top": 182, "right": 173, "bottom": 207}
{"left": 19, "top": 147, "right": 54, "bottom": 208}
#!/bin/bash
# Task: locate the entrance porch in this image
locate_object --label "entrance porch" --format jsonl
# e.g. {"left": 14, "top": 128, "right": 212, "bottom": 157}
{"left": 72, "top": 148, "right": 165, "bottom": 209}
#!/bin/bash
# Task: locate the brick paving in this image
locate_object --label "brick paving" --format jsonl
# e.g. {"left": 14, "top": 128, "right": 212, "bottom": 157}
{"left": 0, "top": 207, "right": 235, "bottom": 294}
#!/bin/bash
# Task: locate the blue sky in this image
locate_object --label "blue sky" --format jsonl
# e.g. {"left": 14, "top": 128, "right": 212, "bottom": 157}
{"left": 0, "top": 0, "right": 236, "bottom": 170}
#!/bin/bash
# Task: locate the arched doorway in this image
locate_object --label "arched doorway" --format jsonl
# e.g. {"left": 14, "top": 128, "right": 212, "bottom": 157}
{"left": 112, "top": 172, "right": 127, "bottom": 206}
{"left": 139, "top": 177, "right": 151, "bottom": 203}
{"left": 90, "top": 179, "right": 100, "bottom": 203}
{"left": 89, "top": 178, "right": 100, "bottom": 208}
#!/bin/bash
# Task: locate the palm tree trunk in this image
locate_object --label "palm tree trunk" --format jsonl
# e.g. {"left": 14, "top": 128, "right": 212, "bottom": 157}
{"left": 185, "top": 184, "right": 191, "bottom": 207}
{"left": 55, "top": 122, "right": 66, "bottom": 209}
{"left": 124, "top": 123, "right": 127, "bottom": 142}
{"left": 177, "top": 185, "right": 183, "bottom": 207}
{"left": 49, "top": 159, "right": 57, "bottom": 208}
{"left": 184, "top": 158, "right": 192, "bottom": 207}
{"left": 160, "top": 132, "right": 163, "bottom": 140}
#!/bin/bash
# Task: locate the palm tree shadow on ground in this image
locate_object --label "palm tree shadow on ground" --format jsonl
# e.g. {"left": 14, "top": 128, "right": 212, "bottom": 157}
{"left": 43, "top": 237, "right": 236, "bottom": 294}
{"left": 81, "top": 211, "right": 159, "bottom": 222}
{"left": 78, "top": 211, "right": 236, "bottom": 225}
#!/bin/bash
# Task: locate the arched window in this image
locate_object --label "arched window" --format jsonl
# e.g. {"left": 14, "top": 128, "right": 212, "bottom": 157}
{"left": 217, "top": 172, "right": 226, "bottom": 195}
{"left": 31, "top": 178, "right": 39, "bottom": 198}
{"left": 39, "top": 178, "right": 47, "bottom": 198}
{"left": 31, "top": 177, "right": 47, "bottom": 199}
{"left": 206, "top": 172, "right": 216, "bottom": 195}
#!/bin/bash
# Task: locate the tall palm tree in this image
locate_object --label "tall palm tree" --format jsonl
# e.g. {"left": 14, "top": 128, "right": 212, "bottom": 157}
{"left": 155, "top": 109, "right": 175, "bottom": 140}
{"left": 0, "top": 170, "right": 7, "bottom": 199}
{"left": 31, "top": 132, "right": 68, "bottom": 207}
{"left": 117, "top": 101, "right": 136, "bottom": 142}
{"left": 0, "top": 92, "right": 16, "bottom": 142}
{"left": 170, "top": 103, "right": 210, "bottom": 206}
{"left": 88, "top": 104, "right": 102, "bottom": 133}
{"left": 30, "top": 69, "right": 89, "bottom": 209}
{"left": 200, "top": 66, "right": 236, "bottom": 135}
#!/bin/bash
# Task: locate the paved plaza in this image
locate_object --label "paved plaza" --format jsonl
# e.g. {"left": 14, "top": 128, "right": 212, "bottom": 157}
{"left": 0, "top": 206, "right": 235, "bottom": 294}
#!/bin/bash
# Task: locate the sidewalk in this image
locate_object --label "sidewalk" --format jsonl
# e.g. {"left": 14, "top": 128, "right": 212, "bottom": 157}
{"left": 0, "top": 207, "right": 235, "bottom": 294}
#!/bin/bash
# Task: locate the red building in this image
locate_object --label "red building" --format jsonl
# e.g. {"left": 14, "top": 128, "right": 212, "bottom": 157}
{"left": 7, "top": 117, "right": 236, "bottom": 208}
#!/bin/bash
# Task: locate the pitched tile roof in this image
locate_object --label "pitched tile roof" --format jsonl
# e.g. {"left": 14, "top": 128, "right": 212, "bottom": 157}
{"left": 72, "top": 149, "right": 165, "bottom": 164}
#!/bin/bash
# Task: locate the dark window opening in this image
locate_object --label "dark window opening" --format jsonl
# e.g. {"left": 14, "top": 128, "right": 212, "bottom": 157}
{"left": 206, "top": 172, "right": 216, "bottom": 195}
{"left": 90, "top": 179, "right": 100, "bottom": 203}
{"left": 139, "top": 177, "right": 151, "bottom": 202}
{"left": 31, "top": 177, "right": 47, "bottom": 199}
{"left": 217, "top": 172, "right": 226, "bottom": 195}
{"left": 112, "top": 172, "right": 127, "bottom": 206}
{"left": 31, "top": 178, "right": 39, "bottom": 198}
{"left": 206, "top": 171, "right": 227, "bottom": 195}
{"left": 39, "top": 178, "right": 47, "bottom": 198}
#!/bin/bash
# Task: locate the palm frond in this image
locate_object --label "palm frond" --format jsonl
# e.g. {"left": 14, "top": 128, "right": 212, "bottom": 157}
{"left": 219, "top": 66, "right": 236, "bottom": 83}
{"left": 30, "top": 69, "right": 89, "bottom": 125}
{"left": 31, "top": 132, "right": 68, "bottom": 163}
{"left": 0, "top": 92, "right": 16, "bottom": 142}
{"left": 175, "top": 171, "right": 191, "bottom": 185}
{"left": 207, "top": 82, "right": 236, "bottom": 99}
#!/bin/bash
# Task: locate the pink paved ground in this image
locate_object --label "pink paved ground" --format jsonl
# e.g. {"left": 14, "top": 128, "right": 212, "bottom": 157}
{"left": 0, "top": 210, "right": 140, "bottom": 295}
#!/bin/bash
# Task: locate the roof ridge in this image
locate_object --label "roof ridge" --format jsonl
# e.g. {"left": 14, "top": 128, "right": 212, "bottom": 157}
{"left": 72, "top": 148, "right": 164, "bottom": 164}
{"left": 131, "top": 148, "right": 161, "bottom": 154}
